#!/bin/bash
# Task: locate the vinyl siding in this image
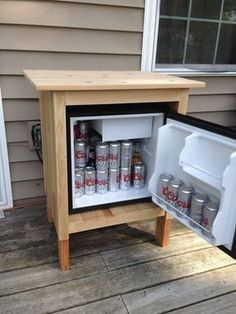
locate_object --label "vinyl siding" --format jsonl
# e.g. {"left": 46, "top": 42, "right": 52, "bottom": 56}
{"left": 1, "top": 0, "right": 144, "bottom": 200}
{"left": 1, "top": 0, "right": 236, "bottom": 201}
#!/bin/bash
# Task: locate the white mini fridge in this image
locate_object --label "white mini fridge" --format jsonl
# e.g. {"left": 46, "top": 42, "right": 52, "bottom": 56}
{"left": 66, "top": 103, "right": 236, "bottom": 259}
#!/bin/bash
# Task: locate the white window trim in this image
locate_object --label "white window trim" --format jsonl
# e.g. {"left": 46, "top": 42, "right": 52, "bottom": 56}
{"left": 0, "top": 89, "right": 13, "bottom": 210}
{"left": 141, "top": 0, "right": 236, "bottom": 76}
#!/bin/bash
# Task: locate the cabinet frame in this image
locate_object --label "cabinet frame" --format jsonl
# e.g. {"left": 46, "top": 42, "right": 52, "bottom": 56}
{"left": 25, "top": 71, "right": 205, "bottom": 271}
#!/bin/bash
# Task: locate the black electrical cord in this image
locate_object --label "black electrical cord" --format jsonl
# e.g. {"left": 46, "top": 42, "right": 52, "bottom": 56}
{"left": 31, "top": 123, "right": 43, "bottom": 164}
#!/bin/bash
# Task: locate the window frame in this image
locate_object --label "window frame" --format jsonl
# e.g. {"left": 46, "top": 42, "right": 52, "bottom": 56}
{"left": 141, "top": 0, "right": 236, "bottom": 76}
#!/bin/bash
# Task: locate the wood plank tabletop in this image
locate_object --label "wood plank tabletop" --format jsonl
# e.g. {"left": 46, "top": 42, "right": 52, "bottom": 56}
{"left": 24, "top": 70, "right": 205, "bottom": 91}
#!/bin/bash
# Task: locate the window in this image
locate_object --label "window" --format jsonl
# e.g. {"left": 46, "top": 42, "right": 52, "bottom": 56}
{"left": 142, "top": 0, "right": 236, "bottom": 73}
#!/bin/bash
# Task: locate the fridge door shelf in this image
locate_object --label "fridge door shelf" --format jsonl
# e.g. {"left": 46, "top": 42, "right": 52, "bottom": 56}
{"left": 152, "top": 193, "right": 215, "bottom": 245}
{"left": 179, "top": 133, "right": 236, "bottom": 190}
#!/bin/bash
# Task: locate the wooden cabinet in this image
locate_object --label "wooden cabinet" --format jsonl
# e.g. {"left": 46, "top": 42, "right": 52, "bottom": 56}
{"left": 24, "top": 71, "right": 204, "bottom": 271}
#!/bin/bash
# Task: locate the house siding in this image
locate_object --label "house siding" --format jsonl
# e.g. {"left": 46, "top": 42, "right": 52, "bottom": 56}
{"left": 1, "top": 0, "right": 236, "bottom": 201}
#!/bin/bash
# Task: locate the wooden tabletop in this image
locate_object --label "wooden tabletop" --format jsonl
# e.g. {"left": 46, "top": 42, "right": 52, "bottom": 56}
{"left": 24, "top": 70, "right": 205, "bottom": 91}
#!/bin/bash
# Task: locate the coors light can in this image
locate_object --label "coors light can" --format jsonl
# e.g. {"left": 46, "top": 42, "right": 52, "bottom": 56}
{"left": 109, "top": 168, "right": 120, "bottom": 192}
{"left": 133, "top": 162, "right": 145, "bottom": 189}
{"left": 96, "top": 170, "right": 108, "bottom": 194}
{"left": 120, "top": 168, "right": 131, "bottom": 190}
{"left": 158, "top": 173, "right": 173, "bottom": 200}
{"left": 202, "top": 200, "right": 219, "bottom": 232}
{"left": 75, "top": 168, "right": 84, "bottom": 198}
{"left": 75, "top": 141, "right": 87, "bottom": 168}
{"left": 78, "top": 121, "right": 88, "bottom": 142}
{"left": 96, "top": 142, "right": 109, "bottom": 170}
{"left": 84, "top": 166, "right": 96, "bottom": 195}
{"left": 190, "top": 193, "right": 208, "bottom": 226}
{"left": 177, "top": 185, "right": 194, "bottom": 216}
{"left": 121, "top": 141, "right": 132, "bottom": 169}
{"left": 166, "top": 178, "right": 183, "bottom": 206}
{"left": 109, "top": 142, "right": 120, "bottom": 169}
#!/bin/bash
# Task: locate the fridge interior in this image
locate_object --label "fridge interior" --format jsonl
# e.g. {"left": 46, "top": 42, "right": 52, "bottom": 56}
{"left": 70, "top": 113, "right": 164, "bottom": 210}
{"left": 149, "top": 118, "right": 236, "bottom": 250}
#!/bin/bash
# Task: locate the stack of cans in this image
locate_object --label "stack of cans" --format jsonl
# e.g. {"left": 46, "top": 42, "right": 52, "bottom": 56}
{"left": 74, "top": 120, "right": 146, "bottom": 198}
{"left": 157, "top": 173, "right": 220, "bottom": 233}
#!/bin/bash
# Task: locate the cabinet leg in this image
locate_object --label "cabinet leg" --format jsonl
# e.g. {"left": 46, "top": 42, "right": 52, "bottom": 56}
{"left": 58, "top": 239, "right": 69, "bottom": 271}
{"left": 155, "top": 214, "right": 171, "bottom": 247}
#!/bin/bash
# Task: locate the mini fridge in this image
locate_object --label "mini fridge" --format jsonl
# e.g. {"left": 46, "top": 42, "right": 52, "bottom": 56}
{"left": 66, "top": 103, "right": 236, "bottom": 259}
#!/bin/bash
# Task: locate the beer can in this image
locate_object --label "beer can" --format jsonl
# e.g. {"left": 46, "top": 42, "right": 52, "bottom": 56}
{"left": 177, "top": 185, "right": 194, "bottom": 216}
{"left": 109, "top": 142, "right": 120, "bottom": 169}
{"left": 84, "top": 166, "right": 96, "bottom": 195}
{"left": 166, "top": 178, "right": 183, "bottom": 206}
{"left": 190, "top": 193, "right": 208, "bottom": 226}
{"left": 157, "top": 173, "right": 173, "bottom": 199}
{"left": 121, "top": 141, "right": 132, "bottom": 169}
{"left": 109, "top": 168, "right": 120, "bottom": 192}
{"left": 202, "top": 200, "right": 219, "bottom": 231}
{"left": 78, "top": 121, "right": 88, "bottom": 142}
{"left": 74, "top": 141, "right": 87, "bottom": 168}
{"left": 133, "top": 162, "right": 145, "bottom": 189}
{"left": 96, "top": 142, "right": 109, "bottom": 170}
{"left": 120, "top": 168, "right": 131, "bottom": 190}
{"left": 75, "top": 168, "right": 84, "bottom": 198}
{"left": 96, "top": 170, "right": 108, "bottom": 194}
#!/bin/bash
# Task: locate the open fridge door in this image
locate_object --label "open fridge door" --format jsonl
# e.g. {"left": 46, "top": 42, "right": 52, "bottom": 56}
{"left": 149, "top": 113, "right": 236, "bottom": 254}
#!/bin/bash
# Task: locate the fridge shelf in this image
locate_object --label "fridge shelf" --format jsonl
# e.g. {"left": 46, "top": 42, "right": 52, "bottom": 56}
{"left": 151, "top": 193, "right": 215, "bottom": 245}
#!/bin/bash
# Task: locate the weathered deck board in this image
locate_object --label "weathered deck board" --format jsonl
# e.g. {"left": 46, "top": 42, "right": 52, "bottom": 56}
{"left": 0, "top": 248, "right": 234, "bottom": 313}
{"left": 57, "top": 296, "right": 128, "bottom": 314}
{"left": 122, "top": 264, "right": 236, "bottom": 314}
{"left": 102, "top": 232, "right": 210, "bottom": 270}
{"left": 169, "top": 290, "right": 236, "bottom": 314}
{"left": 0, "top": 254, "right": 106, "bottom": 297}
{"left": 0, "top": 205, "right": 235, "bottom": 314}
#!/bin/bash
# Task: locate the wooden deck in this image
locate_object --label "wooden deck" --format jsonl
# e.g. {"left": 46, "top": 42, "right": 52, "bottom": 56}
{"left": 0, "top": 204, "right": 236, "bottom": 314}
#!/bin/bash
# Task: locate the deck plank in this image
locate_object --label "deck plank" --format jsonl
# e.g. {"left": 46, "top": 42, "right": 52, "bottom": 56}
{"left": 102, "top": 232, "right": 210, "bottom": 270}
{"left": 0, "top": 254, "right": 106, "bottom": 297}
{"left": 57, "top": 296, "right": 128, "bottom": 314}
{"left": 122, "top": 264, "right": 236, "bottom": 314}
{"left": 169, "top": 290, "right": 236, "bottom": 314}
{"left": 0, "top": 248, "right": 234, "bottom": 313}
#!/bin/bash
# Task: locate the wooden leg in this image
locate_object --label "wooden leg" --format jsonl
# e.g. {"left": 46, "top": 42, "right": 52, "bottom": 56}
{"left": 46, "top": 196, "right": 53, "bottom": 224}
{"left": 58, "top": 239, "right": 69, "bottom": 271}
{"left": 155, "top": 214, "right": 172, "bottom": 247}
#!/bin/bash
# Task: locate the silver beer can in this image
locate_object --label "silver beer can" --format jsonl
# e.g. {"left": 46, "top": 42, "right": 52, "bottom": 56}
{"left": 177, "top": 185, "right": 194, "bottom": 215}
{"left": 166, "top": 178, "right": 183, "bottom": 206}
{"left": 96, "top": 142, "right": 109, "bottom": 170}
{"left": 109, "top": 168, "right": 120, "bottom": 192}
{"left": 202, "top": 200, "right": 219, "bottom": 231}
{"left": 96, "top": 170, "right": 108, "bottom": 194}
{"left": 121, "top": 141, "right": 132, "bottom": 169}
{"left": 190, "top": 193, "right": 208, "bottom": 225}
{"left": 109, "top": 142, "right": 120, "bottom": 169}
{"left": 120, "top": 168, "right": 131, "bottom": 190}
{"left": 74, "top": 141, "right": 87, "bottom": 168}
{"left": 133, "top": 162, "right": 145, "bottom": 189}
{"left": 78, "top": 121, "right": 88, "bottom": 142}
{"left": 75, "top": 168, "right": 84, "bottom": 198}
{"left": 84, "top": 166, "right": 96, "bottom": 195}
{"left": 158, "top": 173, "right": 173, "bottom": 200}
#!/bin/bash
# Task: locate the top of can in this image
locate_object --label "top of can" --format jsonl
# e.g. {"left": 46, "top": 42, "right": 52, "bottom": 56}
{"left": 204, "top": 200, "right": 220, "bottom": 212}
{"left": 193, "top": 193, "right": 208, "bottom": 203}
{"left": 170, "top": 178, "right": 183, "bottom": 188}
{"left": 85, "top": 166, "right": 95, "bottom": 173}
{"left": 96, "top": 142, "right": 108, "bottom": 148}
{"left": 160, "top": 173, "right": 173, "bottom": 182}
{"left": 180, "top": 185, "right": 194, "bottom": 194}
{"left": 110, "top": 141, "right": 120, "bottom": 147}
{"left": 122, "top": 141, "right": 132, "bottom": 146}
{"left": 75, "top": 140, "right": 86, "bottom": 145}
{"left": 134, "top": 162, "right": 144, "bottom": 168}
